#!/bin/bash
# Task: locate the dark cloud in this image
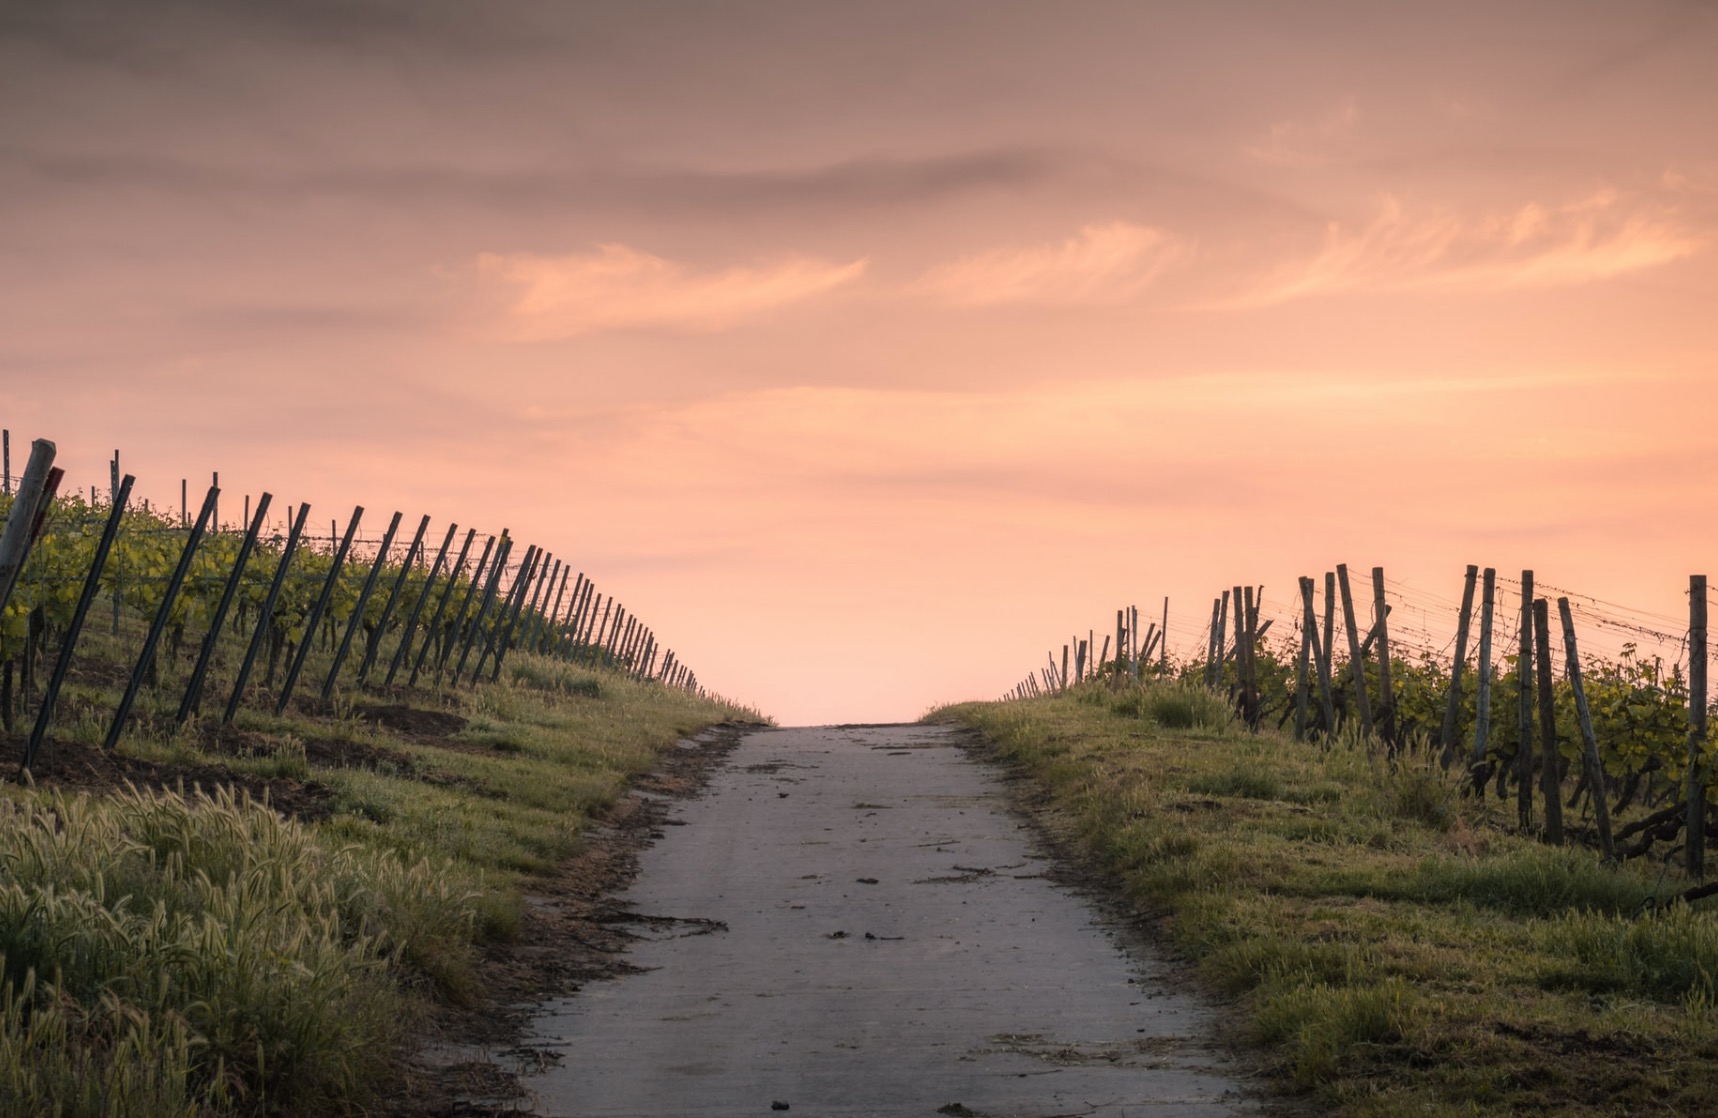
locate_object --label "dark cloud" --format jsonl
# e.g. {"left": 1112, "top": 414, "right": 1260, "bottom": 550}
{"left": 0, "top": 0, "right": 561, "bottom": 65}
{"left": 5, "top": 143, "right": 1314, "bottom": 231}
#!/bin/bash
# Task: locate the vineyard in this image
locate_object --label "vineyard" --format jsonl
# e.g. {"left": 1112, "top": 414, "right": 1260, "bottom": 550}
{"left": 0, "top": 433, "right": 753, "bottom": 1117}
{"left": 0, "top": 436, "right": 711, "bottom": 770}
{"left": 1002, "top": 565, "right": 1716, "bottom": 885}
{"left": 965, "top": 564, "right": 1718, "bottom": 1115}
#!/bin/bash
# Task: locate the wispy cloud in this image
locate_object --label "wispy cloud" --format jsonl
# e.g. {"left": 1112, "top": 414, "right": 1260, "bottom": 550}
{"left": 475, "top": 244, "right": 866, "bottom": 339}
{"left": 1231, "top": 190, "right": 1703, "bottom": 307}
{"left": 912, "top": 221, "right": 1188, "bottom": 308}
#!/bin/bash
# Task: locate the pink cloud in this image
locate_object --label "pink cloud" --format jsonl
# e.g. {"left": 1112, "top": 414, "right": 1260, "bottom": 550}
{"left": 1232, "top": 190, "right": 1703, "bottom": 307}
{"left": 912, "top": 222, "right": 1188, "bottom": 308}
{"left": 475, "top": 244, "right": 867, "bottom": 340}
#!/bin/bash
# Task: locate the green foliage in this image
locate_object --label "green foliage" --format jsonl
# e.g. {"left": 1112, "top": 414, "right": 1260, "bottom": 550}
{"left": 0, "top": 785, "right": 478, "bottom": 1114}
{"left": 1108, "top": 679, "right": 1237, "bottom": 731}
{"left": 1546, "top": 904, "right": 1718, "bottom": 1003}
{"left": 1254, "top": 976, "right": 1415, "bottom": 1087}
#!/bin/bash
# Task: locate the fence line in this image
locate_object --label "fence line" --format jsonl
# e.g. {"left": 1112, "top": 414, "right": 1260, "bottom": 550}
{"left": 0, "top": 432, "right": 710, "bottom": 770}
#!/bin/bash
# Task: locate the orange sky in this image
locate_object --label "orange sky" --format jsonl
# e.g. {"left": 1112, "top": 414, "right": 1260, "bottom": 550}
{"left": 3, "top": 2, "right": 1715, "bottom": 723}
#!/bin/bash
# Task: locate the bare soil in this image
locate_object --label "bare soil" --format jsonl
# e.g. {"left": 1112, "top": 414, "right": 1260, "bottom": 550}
{"left": 0, "top": 732, "right": 336, "bottom": 821}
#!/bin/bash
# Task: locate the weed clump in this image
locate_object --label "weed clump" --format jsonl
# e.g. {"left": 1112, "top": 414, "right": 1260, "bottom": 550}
{"left": 1109, "top": 680, "right": 1237, "bottom": 731}
{"left": 0, "top": 785, "right": 479, "bottom": 1115}
{"left": 1254, "top": 976, "right": 1416, "bottom": 1087}
{"left": 1545, "top": 904, "right": 1718, "bottom": 1002}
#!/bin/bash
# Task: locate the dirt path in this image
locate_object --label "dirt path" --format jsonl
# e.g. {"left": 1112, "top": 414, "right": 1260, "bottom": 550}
{"left": 499, "top": 724, "right": 1261, "bottom": 1117}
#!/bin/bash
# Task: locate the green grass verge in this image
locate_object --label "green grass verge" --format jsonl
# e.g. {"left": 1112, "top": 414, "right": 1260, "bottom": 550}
{"left": 1, "top": 652, "right": 757, "bottom": 1116}
{"left": 932, "top": 682, "right": 1718, "bottom": 1118}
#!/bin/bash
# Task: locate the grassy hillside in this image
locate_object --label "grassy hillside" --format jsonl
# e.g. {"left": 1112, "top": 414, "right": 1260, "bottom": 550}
{"left": 934, "top": 682, "right": 1718, "bottom": 1118}
{"left": 1, "top": 652, "right": 756, "bottom": 1116}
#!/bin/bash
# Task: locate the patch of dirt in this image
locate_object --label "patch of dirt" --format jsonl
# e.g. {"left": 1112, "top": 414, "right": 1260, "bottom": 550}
{"left": 0, "top": 733, "right": 335, "bottom": 821}
{"left": 356, "top": 703, "right": 470, "bottom": 740}
{"left": 300, "top": 734, "right": 417, "bottom": 772}
{"left": 384, "top": 720, "right": 764, "bottom": 1117}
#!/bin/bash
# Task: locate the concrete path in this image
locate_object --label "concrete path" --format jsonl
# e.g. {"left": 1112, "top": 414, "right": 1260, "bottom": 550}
{"left": 517, "top": 724, "right": 1260, "bottom": 1118}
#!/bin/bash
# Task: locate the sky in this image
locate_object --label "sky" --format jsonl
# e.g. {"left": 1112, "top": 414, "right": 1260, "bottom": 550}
{"left": 2, "top": 1, "right": 1716, "bottom": 724}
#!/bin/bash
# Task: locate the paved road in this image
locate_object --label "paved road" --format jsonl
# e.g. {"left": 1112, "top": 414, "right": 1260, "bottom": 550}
{"left": 517, "top": 724, "right": 1260, "bottom": 1118}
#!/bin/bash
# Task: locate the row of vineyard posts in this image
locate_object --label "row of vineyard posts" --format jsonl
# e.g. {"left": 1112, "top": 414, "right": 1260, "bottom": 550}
{"left": 1000, "top": 563, "right": 1716, "bottom": 895}
{"left": 0, "top": 436, "right": 707, "bottom": 772}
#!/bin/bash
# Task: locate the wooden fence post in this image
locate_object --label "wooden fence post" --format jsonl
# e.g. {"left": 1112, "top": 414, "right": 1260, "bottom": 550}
{"left": 1114, "top": 609, "right": 1126, "bottom": 686}
{"left": 1439, "top": 564, "right": 1479, "bottom": 766}
{"left": 1291, "top": 587, "right": 1305, "bottom": 741}
{"left": 585, "top": 595, "right": 613, "bottom": 666}
{"left": 1557, "top": 597, "right": 1614, "bottom": 861}
{"left": 223, "top": 504, "right": 310, "bottom": 723}
{"left": 1532, "top": 598, "right": 1564, "bottom": 844}
{"left": 1517, "top": 570, "right": 1535, "bottom": 831}
{"left": 0, "top": 439, "right": 57, "bottom": 620}
{"left": 1243, "top": 586, "right": 1262, "bottom": 728}
{"left": 519, "top": 555, "right": 558, "bottom": 656}
{"left": 358, "top": 514, "right": 430, "bottom": 686}
{"left": 177, "top": 492, "right": 272, "bottom": 722}
{"left": 1688, "top": 574, "right": 1708, "bottom": 880}
{"left": 537, "top": 564, "right": 571, "bottom": 654}
{"left": 277, "top": 506, "right": 363, "bottom": 713}
{"left": 24, "top": 474, "right": 133, "bottom": 769}
{"left": 470, "top": 543, "right": 537, "bottom": 683}
{"left": 1322, "top": 573, "right": 1336, "bottom": 704}
{"left": 387, "top": 523, "right": 461, "bottom": 687}
{"left": 106, "top": 486, "right": 219, "bottom": 749}
{"left": 417, "top": 531, "right": 488, "bottom": 683}
{"left": 1472, "top": 567, "right": 1497, "bottom": 777}
{"left": 1160, "top": 597, "right": 1169, "bottom": 673}
{"left": 1336, "top": 564, "right": 1373, "bottom": 735}
{"left": 320, "top": 511, "right": 401, "bottom": 702}
{"left": 1371, "top": 568, "right": 1397, "bottom": 746}
{"left": 447, "top": 535, "right": 510, "bottom": 680}
{"left": 1301, "top": 577, "right": 1334, "bottom": 735}
{"left": 490, "top": 547, "right": 551, "bottom": 681}
{"left": 1205, "top": 597, "right": 1222, "bottom": 687}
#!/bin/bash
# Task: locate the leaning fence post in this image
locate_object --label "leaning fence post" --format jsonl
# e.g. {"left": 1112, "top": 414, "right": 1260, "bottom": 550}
{"left": 358, "top": 514, "right": 430, "bottom": 686}
{"left": 488, "top": 548, "right": 549, "bottom": 682}
{"left": 454, "top": 538, "right": 519, "bottom": 684}
{"left": 224, "top": 504, "right": 310, "bottom": 724}
{"left": 105, "top": 485, "right": 219, "bottom": 750}
{"left": 537, "top": 563, "right": 571, "bottom": 655}
{"left": 1371, "top": 568, "right": 1397, "bottom": 745}
{"left": 1336, "top": 564, "right": 1373, "bottom": 734}
{"left": 1300, "top": 577, "right": 1334, "bottom": 734}
{"left": 444, "top": 534, "right": 507, "bottom": 679}
{"left": 1688, "top": 574, "right": 1708, "bottom": 881}
{"left": 506, "top": 552, "right": 552, "bottom": 663}
{"left": 0, "top": 439, "right": 57, "bottom": 620}
{"left": 1557, "top": 597, "right": 1614, "bottom": 861}
{"left": 1159, "top": 597, "right": 1168, "bottom": 672}
{"left": 177, "top": 492, "right": 272, "bottom": 723}
{"left": 24, "top": 474, "right": 134, "bottom": 769}
{"left": 388, "top": 523, "right": 461, "bottom": 687}
{"left": 320, "top": 510, "right": 399, "bottom": 702}
{"left": 428, "top": 532, "right": 495, "bottom": 681}
{"left": 1439, "top": 564, "right": 1479, "bottom": 766}
{"left": 276, "top": 506, "right": 363, "bottom": 714}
